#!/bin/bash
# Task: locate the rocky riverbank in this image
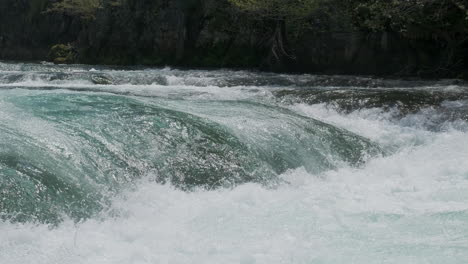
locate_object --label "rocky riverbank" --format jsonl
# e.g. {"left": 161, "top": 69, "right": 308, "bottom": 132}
{"left": 1, "top": 0, "right": 467, "bottom": 78}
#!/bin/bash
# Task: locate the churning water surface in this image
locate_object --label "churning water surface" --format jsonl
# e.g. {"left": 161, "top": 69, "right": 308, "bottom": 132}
{"left": 1, "top": 62, "right": 468, "bottom": 263}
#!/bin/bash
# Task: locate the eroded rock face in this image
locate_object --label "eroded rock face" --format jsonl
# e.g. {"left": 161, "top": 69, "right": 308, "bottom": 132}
{"left": 290, "top": 32, "right": 445, "bottom": 76}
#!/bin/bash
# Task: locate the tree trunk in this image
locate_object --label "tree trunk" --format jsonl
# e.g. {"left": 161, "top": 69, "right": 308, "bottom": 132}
{"left": 269, "top": 19, "right": 295, "bottom": 65}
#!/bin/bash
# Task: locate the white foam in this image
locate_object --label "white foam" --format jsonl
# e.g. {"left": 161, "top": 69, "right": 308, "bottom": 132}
{"left": 1, "top": 103, "right": 468, "bottom": 264}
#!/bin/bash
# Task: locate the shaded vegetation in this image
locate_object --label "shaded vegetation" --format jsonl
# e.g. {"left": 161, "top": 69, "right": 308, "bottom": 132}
{"left": 352, "top": 0, "right": 468, "bottom": 76}
{"left": 0, "top": 0, "right": 467, "bottom": 77}
{"left": 46, "top": 0, "right": 101, "bottom": 19}
{"left": 228, "top": 0, "right": 320, "bottom": 20}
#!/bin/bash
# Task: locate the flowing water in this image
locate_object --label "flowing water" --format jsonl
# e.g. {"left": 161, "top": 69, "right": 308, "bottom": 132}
{"left": 1, "top": 61, "right": 468, "bottom": 263}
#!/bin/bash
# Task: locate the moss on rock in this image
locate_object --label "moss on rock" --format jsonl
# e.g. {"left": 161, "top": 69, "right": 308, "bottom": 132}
{"left": 49, "top": 44, "right": 76, "bottom": 64}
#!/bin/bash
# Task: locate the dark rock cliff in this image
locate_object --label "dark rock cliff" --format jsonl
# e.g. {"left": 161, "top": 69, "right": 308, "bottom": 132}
{"left": 291, "top": 32, "right": 446, "bottom": 76}
{"left": 0, "top": 0, "right": 83, "bottom": 60}
{"left": 0, "top": 0, "right": 466, "bottom": 78}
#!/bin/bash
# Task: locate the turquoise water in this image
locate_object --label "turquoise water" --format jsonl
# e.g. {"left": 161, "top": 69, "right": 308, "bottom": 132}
{"left": 1, "top": 62, "right": 468, "bottom": 263}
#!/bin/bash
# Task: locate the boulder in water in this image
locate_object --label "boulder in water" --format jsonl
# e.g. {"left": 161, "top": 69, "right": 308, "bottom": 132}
{"left": 91, "top": 75, "right": 113, "bottom": 85}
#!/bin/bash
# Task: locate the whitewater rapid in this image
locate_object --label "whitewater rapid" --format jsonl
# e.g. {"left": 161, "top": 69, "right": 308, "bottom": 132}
{"left": 1, "top": 62, "right": 468, "bottom": 263}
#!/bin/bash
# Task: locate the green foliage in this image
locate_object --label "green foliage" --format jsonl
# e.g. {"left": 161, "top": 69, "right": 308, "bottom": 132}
{"left": 18, "top": 0, "right": 466, "bottom": 75}
{"left": 47, "top": 0, "right": 101, "bottom": 19}
{"left": 353, "top": 0, "right": 468, "bottom": 37}
{"left": 228, "top": 0, "right": 320, "bottom": 20}
{"left": 351, "top": 0, "right": 468, "bottom": 75}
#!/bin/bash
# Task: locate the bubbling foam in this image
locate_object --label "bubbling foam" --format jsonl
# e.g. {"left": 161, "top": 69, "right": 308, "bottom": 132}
{"left": 1, "top": 104, "right": 468, "bottom": 264}
{"left": 1, "top": 62, "right": 468, "bottom": 263}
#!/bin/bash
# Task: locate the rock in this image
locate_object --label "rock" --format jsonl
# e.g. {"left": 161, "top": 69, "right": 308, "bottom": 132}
{"left": 458, "top": 71, "right": 468, "bottom": 81}
{"left": 91, "top": 75, "right": 113, "bottom": 85}
{"left": 49, "top": 44, "right": 76, "bottom": 64}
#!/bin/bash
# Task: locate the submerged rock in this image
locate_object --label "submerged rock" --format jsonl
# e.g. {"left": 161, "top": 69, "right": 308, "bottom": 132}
{"left": 91, "top": 75, "right": 113, "bottom": 85}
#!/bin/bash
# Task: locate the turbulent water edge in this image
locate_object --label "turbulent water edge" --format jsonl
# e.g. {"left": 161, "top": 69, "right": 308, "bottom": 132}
{"left": 1, "top": 62, "right": 468, "bottom": 263}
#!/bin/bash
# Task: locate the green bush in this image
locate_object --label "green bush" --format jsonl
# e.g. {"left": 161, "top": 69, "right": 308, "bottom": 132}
{"left": 228, "top": 0, "right": 319, "bottom": 20}
{"left": 47, "top": 0, "right": 101, "bottom": 19}
{"left": 49, "top": 44, "right": 76, "bottom": 64}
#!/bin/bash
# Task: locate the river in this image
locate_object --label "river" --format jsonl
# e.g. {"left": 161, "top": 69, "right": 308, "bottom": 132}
{"left": 1, "top": 61, "right": 468, "bottom": 263}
